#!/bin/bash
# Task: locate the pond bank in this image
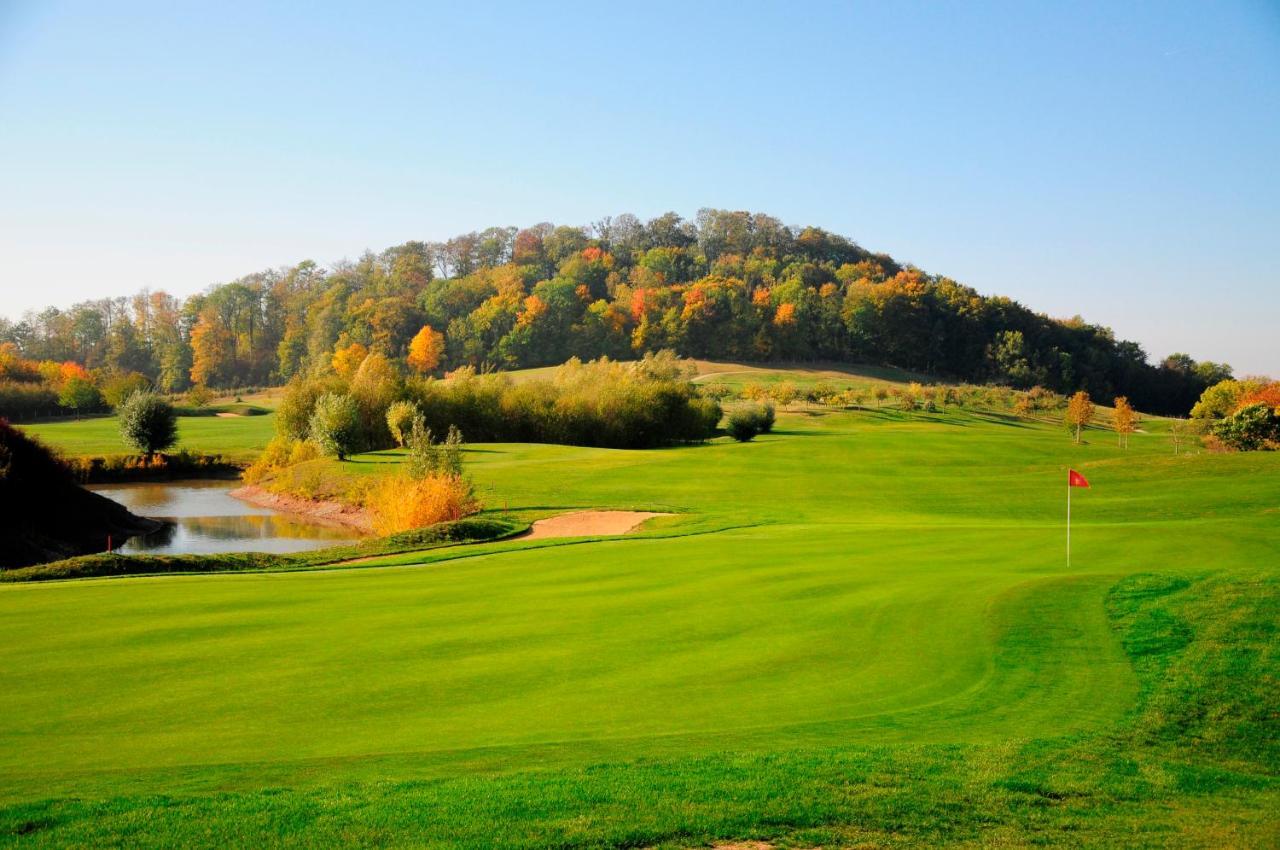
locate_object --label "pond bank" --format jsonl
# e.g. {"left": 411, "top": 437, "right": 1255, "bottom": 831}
{"left": 230, "top": 485, "right": 375, "bottom": 533}
{"left": 90, "top": 481, "right": 365, "bottom": 556}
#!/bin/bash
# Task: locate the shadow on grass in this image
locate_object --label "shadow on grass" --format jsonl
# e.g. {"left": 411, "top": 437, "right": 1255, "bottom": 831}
{"left": 965, "top": 410, "right": 1035, "bottom": 429}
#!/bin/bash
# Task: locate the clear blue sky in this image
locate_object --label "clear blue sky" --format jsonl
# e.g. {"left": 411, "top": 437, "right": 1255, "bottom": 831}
{"left": 1, "top": 1, "right": 1277, "bottom": 374}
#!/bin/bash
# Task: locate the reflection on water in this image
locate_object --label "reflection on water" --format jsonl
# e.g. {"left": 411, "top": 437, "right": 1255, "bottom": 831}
{"left": 91, "top": 480, "right": 361, "bottom": 555}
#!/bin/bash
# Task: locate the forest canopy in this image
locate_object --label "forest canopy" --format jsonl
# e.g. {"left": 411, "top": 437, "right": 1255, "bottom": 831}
{"left": 0, "top": 209, "right": 1235, "bottom": 416}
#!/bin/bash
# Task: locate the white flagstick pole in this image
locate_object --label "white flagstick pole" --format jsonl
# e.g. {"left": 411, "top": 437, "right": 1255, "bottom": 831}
{"left": 1067, "top": 472, "right": 1071, "bottom": 567}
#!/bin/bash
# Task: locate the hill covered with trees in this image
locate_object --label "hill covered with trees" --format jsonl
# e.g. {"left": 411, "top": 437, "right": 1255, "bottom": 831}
{"left": 0, "top": 209, "right": 1232, "bottom": 416}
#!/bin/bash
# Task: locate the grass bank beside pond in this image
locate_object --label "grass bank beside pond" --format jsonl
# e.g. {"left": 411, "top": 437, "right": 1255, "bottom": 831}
{"left": 0, "top": 517, "right": 525, "bottom": 582}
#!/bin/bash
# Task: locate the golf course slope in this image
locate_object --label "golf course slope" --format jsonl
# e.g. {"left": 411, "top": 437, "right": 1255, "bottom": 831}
{"left": 2, "top": 393, "right": 1278, "bottom": 848}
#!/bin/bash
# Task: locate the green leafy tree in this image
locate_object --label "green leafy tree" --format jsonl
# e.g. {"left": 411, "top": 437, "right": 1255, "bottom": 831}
{"left": 309, "top": 392, "right": 361, "bottom": 461}
{"left": 385, "top": 400, "right": 420, "bottom": 447}
{"left": 101, "top": 372, "right": 152, "bottom": 410}
{"left": 118, "top": 391, "right": 178, "bottom": 458}
{"left": 58, "top": 376, "right": 102, "bottom": 418}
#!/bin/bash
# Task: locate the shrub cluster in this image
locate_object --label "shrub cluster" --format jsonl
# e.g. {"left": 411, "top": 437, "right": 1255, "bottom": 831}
{"left": 277, "top": 350, "right": 720, "bottom": 454}
{"left": 243, "top": 436, "right": 320, "bottom": 484}
{"left": 368, "top": 473, "right": 479, "bottom": 536}
{"left": 726, "top": 402, "right": 776, "bottom": 442}
{"left": 1190, "top": 378, "right": 1280, "bottom": 451}
{"left": 67, "top": 451, "right": 239, "bottom": 484}
{"left": 0, "top": 381, "right": 60, "bottom": 420}
{"left": 410, "top": 356, "right": 721, "bottom": 449}
{"left": 1212, "top": 403, "right": 1280, "bottom": 451}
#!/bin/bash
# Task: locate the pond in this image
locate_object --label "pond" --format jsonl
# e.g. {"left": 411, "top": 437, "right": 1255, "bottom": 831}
{"left": 90, "top": 480, "right": 363, "bottom": 555}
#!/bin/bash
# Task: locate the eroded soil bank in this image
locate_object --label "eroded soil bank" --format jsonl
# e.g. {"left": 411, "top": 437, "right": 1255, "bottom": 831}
{"left": 230, "top": 485, "right": 375, "bottom": 534}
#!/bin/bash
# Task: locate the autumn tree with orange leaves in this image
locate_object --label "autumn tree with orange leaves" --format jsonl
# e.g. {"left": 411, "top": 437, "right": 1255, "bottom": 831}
{"left": 189, "top": 311, "right": 234, "bottom": 388}
{"left": 331, "top": 342, "right": 369, "bottom": 379}
{"left": 407, "top": 326, "right": 445, "bottom": 374}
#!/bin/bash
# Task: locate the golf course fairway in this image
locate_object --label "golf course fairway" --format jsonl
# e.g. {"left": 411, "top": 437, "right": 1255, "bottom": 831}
{"left": 2, "top": 402, "right": 1277, "bottom": 848}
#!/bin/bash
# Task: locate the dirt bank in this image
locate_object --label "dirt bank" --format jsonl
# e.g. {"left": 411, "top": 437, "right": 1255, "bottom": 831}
{"left": 230, "top": 485, "right": 375, "bottom": 534}
{"left": 520, "top": 510, "right": 671, "bottom": 540}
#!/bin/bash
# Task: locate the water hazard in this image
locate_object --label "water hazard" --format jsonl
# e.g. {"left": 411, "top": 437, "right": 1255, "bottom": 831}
{"left": 91, "top": 480, "right": 362, "bottom": 555}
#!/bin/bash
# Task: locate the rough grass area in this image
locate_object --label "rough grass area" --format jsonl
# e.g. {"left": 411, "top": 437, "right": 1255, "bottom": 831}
{"left": 0, "top": 517, "right": 525, "bottom": 582}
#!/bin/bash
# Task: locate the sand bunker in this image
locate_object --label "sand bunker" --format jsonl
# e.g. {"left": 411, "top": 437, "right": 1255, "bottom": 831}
{"left": 521, "top": 510, "right": 670, "bottom": 540}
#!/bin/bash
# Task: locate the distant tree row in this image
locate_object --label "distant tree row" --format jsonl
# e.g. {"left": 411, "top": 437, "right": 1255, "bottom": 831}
{"left": 0, "top": 209, "right": 1234, "bottom": 416}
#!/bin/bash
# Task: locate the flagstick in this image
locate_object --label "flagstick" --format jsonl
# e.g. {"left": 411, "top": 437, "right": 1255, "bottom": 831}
{"left": 1066, "top": 471, "right": 1071, "bottom": 567}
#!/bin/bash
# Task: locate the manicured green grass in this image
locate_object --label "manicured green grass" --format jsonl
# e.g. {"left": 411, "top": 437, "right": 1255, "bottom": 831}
{"left": 20, "top": 411, "right": 277, "bottom": 462}
{"left": 2, "top": 390, "right": 1277, "bottom": 847}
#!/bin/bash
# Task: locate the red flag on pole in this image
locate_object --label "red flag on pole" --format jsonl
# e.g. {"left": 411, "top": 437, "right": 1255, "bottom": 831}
{"left": 1067, "top": 469, "right": 1090, "bottom": 566}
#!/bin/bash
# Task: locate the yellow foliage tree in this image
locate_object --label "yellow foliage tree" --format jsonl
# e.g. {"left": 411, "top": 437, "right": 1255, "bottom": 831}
{"left": 1113, "top": 396, "right": 1136, "bottom": 448}
{"left": 1066, "top": 390, "right": 1095, "bottom": 444}
{"left": 406, "top": 325, "right": 445, "bottom": 374}
{"left": 331, "top": 342, "right": 369, "bottom": 379}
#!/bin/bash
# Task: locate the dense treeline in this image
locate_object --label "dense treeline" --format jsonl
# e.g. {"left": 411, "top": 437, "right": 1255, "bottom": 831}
{"left": 0, "top": 209, "right": 1234, "bottom": 416}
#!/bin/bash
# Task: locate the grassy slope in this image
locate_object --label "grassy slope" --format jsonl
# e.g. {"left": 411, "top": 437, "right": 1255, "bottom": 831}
{"left": 2, "top": 373, "right": 1277, "bottom": 847}
{"left": 688, "top": 358, "right": 931, "bottom": 387}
